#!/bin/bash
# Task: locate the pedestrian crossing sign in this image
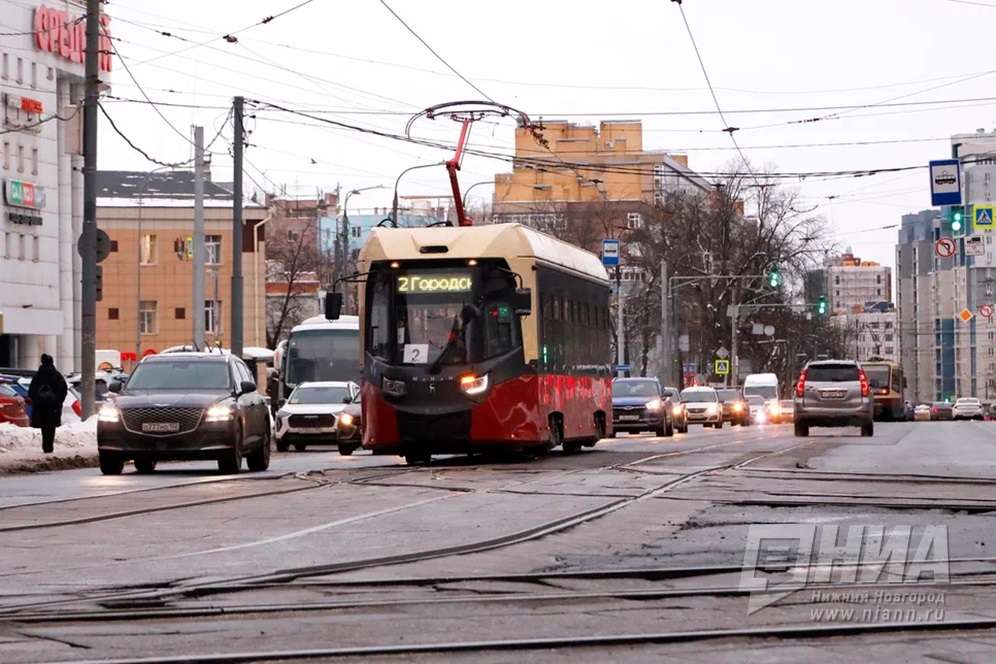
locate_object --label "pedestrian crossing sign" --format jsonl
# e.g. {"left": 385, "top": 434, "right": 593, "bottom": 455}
{"left": 714, "top": 359, "right": 730, "bottom": 376}
{"left": 974, "top": 204, "right": 995, "bottom": 231}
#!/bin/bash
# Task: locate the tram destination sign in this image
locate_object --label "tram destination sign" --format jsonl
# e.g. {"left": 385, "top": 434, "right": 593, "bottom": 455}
{"left": 397, "top": 273, "right": 473, "bottom": 294}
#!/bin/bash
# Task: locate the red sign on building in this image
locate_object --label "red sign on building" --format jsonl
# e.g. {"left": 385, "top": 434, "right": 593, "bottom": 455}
{"left": 33, "top": 6, "right": 112, "bottom": 73}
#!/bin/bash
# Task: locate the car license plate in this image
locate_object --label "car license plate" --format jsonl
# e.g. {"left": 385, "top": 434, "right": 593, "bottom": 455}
{"left": 820, "top": 390, "right": 846, "bottom": 399}
{"left": 143, "top": 422, "right": 180, "bottom": 433}
{"left": 619, "top": 415, "right": 640, "bottom": 422}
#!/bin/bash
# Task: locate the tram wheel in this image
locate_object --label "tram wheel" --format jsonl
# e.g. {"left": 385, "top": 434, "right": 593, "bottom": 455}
{"left": 404, "top": 449, "right": 431, "bottom": 466}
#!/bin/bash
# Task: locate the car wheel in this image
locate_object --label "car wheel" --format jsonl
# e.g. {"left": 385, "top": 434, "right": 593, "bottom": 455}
{"left": 276, "top": 436, "right": 289, "bottom": 452}
{"left": 133, "top": 457, "right": 157, "bottom": 474}
{"left": 861, "top": 420, "right": 874, "bottom": 437}
{"left": 665, "top": 415, "right": 674, "bottom": 437}
{"left": 99, "top": 451, "right": 124, "bottom": 476}
{"left": 338, "top": 443, "right": 355, "bottom": 456}
{"left": 715, "top": 420, "right": 723, "bottom": 430}
{"left": 404, "top": 449, "right": 431, "bottom": 466}
{"left": 294, "top": 442, "right": 307, "bottom": 452}
{"left": 218, "top": 424, "right": 244, "bottom": 474}
{"left": 794, "top": 421, "right": 809, "bottom": 438}
{"left": 246, "top": 426, "right": 271, "bottom": 472}
{"left": 679, "top": 422, "right": 688, "bottom": 434}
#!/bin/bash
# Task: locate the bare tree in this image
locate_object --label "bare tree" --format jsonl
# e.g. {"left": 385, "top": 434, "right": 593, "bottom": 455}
{"left": 265, "top": 224, "right": 320, "bottom": 348}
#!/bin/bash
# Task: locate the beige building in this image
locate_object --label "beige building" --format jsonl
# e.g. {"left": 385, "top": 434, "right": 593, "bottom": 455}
{"left": 826, "top": 253, "right": 892, "bottom": 314}
{"left": 96, "top": 171, "right": 267, "bottom": 365}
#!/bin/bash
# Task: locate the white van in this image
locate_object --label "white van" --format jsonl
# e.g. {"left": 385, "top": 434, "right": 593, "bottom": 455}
{"left": 742, "top": 373, "right": 782, "bottom": 423}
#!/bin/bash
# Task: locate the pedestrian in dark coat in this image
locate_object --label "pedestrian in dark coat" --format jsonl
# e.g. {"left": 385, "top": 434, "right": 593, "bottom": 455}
{"left": 28, "top": 354, "right": 68, "bottom": 454}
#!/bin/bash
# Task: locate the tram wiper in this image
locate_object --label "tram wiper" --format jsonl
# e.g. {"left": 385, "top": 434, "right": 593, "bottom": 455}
{"left": 428, "top": 305, "right": 478, "bottom": 375}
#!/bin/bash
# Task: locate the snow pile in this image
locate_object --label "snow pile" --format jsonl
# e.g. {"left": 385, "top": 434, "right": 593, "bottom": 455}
{"left": 0, "top": 417, "right": 97, "bottom": 453}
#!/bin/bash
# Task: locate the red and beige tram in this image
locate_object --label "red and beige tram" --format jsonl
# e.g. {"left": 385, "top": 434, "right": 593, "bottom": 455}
{"left": 327, "top": 223, "right": 613, "bottom": 465}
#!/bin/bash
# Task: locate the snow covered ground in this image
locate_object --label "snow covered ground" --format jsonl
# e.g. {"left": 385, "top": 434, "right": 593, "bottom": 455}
{"left": 0, "top": 418, "right": 98, "bottom": 473}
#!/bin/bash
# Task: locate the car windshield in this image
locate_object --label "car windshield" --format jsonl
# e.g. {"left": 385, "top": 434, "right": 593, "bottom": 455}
{"left": 807, "top": 365, "right": 860, "bottom": 382}
{"left": 716, "top": 389, "right": 741, "bottom": 402}
{"left": 681, "top": 389, "right": 717, "bottom": 402}
{"left": 743, "top": 385, "right": 778, "bottom": 400}
{"left": 289, "top": 385, "right": 352, "bottom": 404}
{"left": 613, "top": 381, "right": 659, "bottom": 398}
{"left": 286, "top": 329, "right": 360, "bottom": 386}
{"left": 126, "top": 361, "right": 231, "bottom": 391}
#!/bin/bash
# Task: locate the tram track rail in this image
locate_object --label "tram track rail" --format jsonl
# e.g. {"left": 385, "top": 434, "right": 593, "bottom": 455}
{"left": 47, "top": 616, "right": 996, "bottom": 663}
{"left": 0, "top": 435, "right": 815, "bottom": 617}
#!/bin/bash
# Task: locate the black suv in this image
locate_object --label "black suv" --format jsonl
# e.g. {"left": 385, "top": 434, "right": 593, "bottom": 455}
{"left": 611, "top": 377, "right": 673, "bottom": 437}
{"left": 97, "top": 353, "right": 271, "bottom": 475}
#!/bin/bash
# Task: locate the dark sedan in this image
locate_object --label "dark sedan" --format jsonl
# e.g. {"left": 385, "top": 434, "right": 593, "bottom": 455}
{"left": 611, "top": 377, "right": 673, "bottom": 437}
{"left": 335, "top": 396, "right": 362, "bottom": 456}
{"left": 97, "top": 353, "right": 271, "bottom": 475}
{"left": 716, "top": 388, "right": 748, "bottom": 426}
{"left": 930, "top": 402, "right": 954, "bottom": 421}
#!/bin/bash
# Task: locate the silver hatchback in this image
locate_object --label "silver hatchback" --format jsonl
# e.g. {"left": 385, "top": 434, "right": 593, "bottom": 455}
{"left": 793, "top": 360, "right": 874, "bottom": 437}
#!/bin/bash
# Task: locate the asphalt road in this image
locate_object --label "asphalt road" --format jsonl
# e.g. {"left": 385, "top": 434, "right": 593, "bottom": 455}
{"left": 2, "top": 421, "right": 996, "bottom": 663}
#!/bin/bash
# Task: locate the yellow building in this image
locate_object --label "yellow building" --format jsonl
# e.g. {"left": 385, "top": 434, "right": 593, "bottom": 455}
{"left": 494, "top": 120, "right": 711, "bottom": 234}
{"left": 96, "top": 171, "right": 268, "bottom": 364}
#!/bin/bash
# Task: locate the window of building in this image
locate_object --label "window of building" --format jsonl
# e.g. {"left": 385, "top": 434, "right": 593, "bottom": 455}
{"left": 205, "top": 300, "right": 222, "bottom": 334}
{"left": 876, "top": 274, "right": 882, "bottom": 284}
{"left": 139, "top": 301, "right": 158, "bottom": 335}
{"left": 287, "top": 229, "right": 298, "bottom": 242}
{"left": 885, "top": 334, "right": 894, "bottom": 342}
{"left": 110, "top": 240, "right": 118, "bottom": 252}
{"left": 46, "top": 66, "right": 53, "bottom": 81}
{"left": 877, "top": 288, "right": 882, "bottom": 296}
{"left": 1, "top": 53, "right": 7, "bottom": 80}
{"left": 626, "top": 212, "right": 644, "bottom": 230}
{"left": 175, "top": 307, "right": 186, "bottom": 320}
{"left": 30, "top": 62, "right": 36, "bottom": 88}
{"left": 835, "top": 276, "right": 840, "bottom": 285}
{"left": 15, "top": 56, "right": 22, "bottom": 84}
{"left": 3, "top": 232, "right": 10, "bottom": 259}
{"left": 30, "top": 147, "right": 37, "bottom": 175}
{"left": 350, "top": 226, "right": 362, "bottom": 239}
{"left": 140, "top": 234, "right": 157, "bottom": 265}
{"left": 206, "top": 235, "right": 222, "bottom": 264}
{"left": 885, "top": 322, "right": 894, "bottom": 329}
{"left": 108, "top": 308, "right": 119, "bottom": 320}
{"left": 18, "top": 234, "right": 25, "bottom": 260}
{"left": 16, "top": 144, "right": 23, "bottom": 173}
{"left": 32, "top": 236, "right": 39, "bottom": 262}
{"left": 2, "top": 141, "right": 8, "bottom": 170}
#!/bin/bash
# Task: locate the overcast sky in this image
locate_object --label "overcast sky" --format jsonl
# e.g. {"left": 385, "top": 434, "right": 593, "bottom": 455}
{"left": 97, "top": 0, "right": 996, "bottom": 271}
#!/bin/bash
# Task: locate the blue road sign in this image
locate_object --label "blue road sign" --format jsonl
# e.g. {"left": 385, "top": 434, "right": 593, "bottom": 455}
{"left": 602, "top": 239, "right": 620, "bottom": 267}
{"left": 929, "top": 159, "right": 962, "bottom": 207}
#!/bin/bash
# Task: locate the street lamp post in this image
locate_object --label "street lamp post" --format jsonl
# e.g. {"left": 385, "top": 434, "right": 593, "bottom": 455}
{"left": 393, "top": 162, "right": 446, "bottom": 227}
{"left": 338, "top": 185, "right": 386, "bottom": 286}
{"left": 461, "top": 180, "right": 493, "bottom": 222}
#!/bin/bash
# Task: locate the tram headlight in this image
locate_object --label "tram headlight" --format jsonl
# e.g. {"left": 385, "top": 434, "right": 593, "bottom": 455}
{"left": 459, "top": 373, "right": 489, "bottom": 396}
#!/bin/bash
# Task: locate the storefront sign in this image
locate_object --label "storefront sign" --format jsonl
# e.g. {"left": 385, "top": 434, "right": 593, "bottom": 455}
{"left": 4, "top": 179, "right": 46, "bottom": 210}
{"left": 6, "top": 95, "right": 44, "bottom": 114}
{"left": 33, "top": 6, "right": 112, "bottom": 73}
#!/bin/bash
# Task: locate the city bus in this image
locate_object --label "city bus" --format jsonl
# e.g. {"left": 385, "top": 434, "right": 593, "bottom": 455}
{"left": 276, "top": 315, "right": 361, "bottom": 409}
{"left": 861, "top": 359, "right": 906, "bottom": 421}
{"left": 326, "top": 223, "right": 613, "bottom": 465}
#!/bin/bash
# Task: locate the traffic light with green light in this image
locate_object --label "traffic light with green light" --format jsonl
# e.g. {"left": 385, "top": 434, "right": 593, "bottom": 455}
{"left": 817, "top": 295, "right": 828, "bottom": 316}
{"left": 951, "top": 205, "right": 965, "bottom": 235}
{"left": 767, "top": 266, "right": 782, "bottom": 288}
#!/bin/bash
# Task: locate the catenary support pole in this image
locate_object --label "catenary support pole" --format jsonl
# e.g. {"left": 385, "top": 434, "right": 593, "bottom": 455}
{"left": 660, "top": 261, "right": 669, "bottom": 386}
{"left": 79, "top": 0, "right": 100, "bottom": 419}
{"left": 616, "top": 266, "right": 625, "bottom": 378}
{"left": 192, "top": 126, "right": 205, "bottom": 350}
{"left": 231, "top": 97, "right": 245, "bottom": 358}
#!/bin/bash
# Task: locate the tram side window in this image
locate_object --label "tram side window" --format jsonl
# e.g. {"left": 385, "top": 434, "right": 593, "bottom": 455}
{"left": 368, "top": 276, "right": 390, "bottom": 359}
{"left": 484, "top": 301, "right": 519, "bottom": 358}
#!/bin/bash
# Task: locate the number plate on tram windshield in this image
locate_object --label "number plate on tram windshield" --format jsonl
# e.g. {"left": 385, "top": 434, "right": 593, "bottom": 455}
{"left": 143, "top": 422, "right": 180, "bottom": 433}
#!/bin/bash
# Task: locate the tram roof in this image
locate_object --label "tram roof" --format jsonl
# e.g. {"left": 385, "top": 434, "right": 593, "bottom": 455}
{"left": 361, "top": 223, "right": 610, "bottom": 283}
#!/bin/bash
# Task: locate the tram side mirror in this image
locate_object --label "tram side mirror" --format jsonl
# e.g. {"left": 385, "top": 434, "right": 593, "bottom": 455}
{"left": 325, "top": 292, "right": 343, "bottom": 321}
{"left": 513, "top": 288, "right": 532, "bottom": 316}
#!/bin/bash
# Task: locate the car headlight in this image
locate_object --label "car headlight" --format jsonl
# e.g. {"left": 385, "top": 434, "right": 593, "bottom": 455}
{"left": 459, "top": 373, "right": 489, "bottom": 396}
{"left": 645, "top": 398, "right": 663, "bottom": 411}
{"left": 672, "top": 404, "right": 683, "bottom": 417}
{"left": 98, "top": 402, "right": 120, "bottom": 423}
{"left": 732, "top": 402, "right": 744, "bottom": 412}
{"left": 769, "top": 402, "right": 782, "bottom": 416}
{"left": 205, "top": 402, "right": 235, "bottom": 422}
{"left": 339, "top": 412, "right": 354, "bottom": 427}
